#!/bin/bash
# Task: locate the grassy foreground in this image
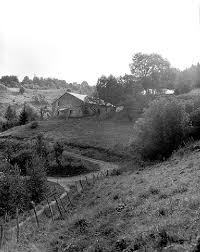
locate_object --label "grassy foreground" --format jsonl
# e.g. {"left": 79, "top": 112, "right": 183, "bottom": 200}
{"left": 5, "top": 141, "right": 200, "bottom": 251}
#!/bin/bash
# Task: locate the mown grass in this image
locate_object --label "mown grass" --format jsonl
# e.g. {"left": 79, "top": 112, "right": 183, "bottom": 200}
{"left": 5, "top": 146, "right": 200, "bottom": 251}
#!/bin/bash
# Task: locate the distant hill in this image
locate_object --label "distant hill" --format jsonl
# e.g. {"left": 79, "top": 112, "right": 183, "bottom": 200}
{"left": 0, "top": 87, "right": 87, "bottom": 117}
{"left": 0, "top": 75, "right": 95, "bottom": 96}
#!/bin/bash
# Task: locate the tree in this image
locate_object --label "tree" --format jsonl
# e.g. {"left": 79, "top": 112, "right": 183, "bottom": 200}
{"left": 118, "top": 75, "right": 145, "bottom": 121}
{"left": 131, "top": 97, "right": 189, "bottom": 160}
{"left": 21, "top": 76, "right": 32, "bottom": 85}
{"left": 0, "top": 75, "right": 19, "bottom": 88}
{"left": 129, "top": 53, "right": 171, "bottom": 92}
{"left": 5, "top": 105, "right": 17, "bottom": 122}
{"left": 19, "top": 105, "right": 29, "bottom": 125}
{"left": 96, "top": 75, "right": 123, "bottom": 105}
{"left": 19, "top": 86, "right": 25, "bottom": 94}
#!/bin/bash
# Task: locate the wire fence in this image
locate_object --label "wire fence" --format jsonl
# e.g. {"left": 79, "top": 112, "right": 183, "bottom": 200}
{"left": 0, "top": 168, "right": 117, "bottom": 249}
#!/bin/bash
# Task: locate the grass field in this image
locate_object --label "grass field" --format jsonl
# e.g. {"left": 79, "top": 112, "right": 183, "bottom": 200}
{"left": 5, "top": 141, "right": 200, "bottom": 251}
{"left": 0, "top": 118, "right": 133, "bottom": 150}
{"left": 0, "top": 87, "right": 68, "bottom": 116}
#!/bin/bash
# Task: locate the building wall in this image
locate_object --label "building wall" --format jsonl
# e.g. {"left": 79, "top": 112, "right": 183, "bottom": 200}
{"left": 52, "top": 92, "right": 115, "bottom": 119}
{"left": 52, "top": 93, "right": 84, "bottom": 117}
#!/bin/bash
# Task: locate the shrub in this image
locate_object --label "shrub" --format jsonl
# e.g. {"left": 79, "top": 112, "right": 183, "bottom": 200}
{"left": 9, "top": 149, "right": 33, "bottom": 175}
{"left": 33, "top": 134, "right": 50, "bottom": 170}
{"left": 0, "top": 164, "right": 30, "bottom": 216}
{"left": 19, "top": 86, "right": 25, "bottom": 94}
{"left": 131, "top": 97, "right": 189, "bottom": 160}
{"left": 25, "top": 104, "right": 39, "bottom": 121}
{"left": 190, "top": 108, "right": 200, "bottom": 127}
{"left": 19, "top": 105, "right": 29, "bottom": 125}
{"left": 19, "top": 104, "right": 39, "bottom": 125}
{"left": 29, "top": 121, "right": 39, "bottom": 129}
{"left": 53, "top": 141, "right": 64, "bottom": 168}
{"left": 32, "top": 94, "right": 48, "bottom": 105}
{"left": 26, "top": 154, "right": 48, "bottom": 203}
{"left": 4, "top": 105, "right": 17, "bottom": 123}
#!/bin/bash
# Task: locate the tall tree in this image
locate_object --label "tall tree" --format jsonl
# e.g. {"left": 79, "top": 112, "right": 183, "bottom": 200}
{"left": 0, "top": 75, "right": 19, "bottom": 88}
{"left": 96, "top": 75, "right": 123, "bottom": 105}
{"left": 118, "top": 75, "right": 145, "bottom": 121}
{"left": 129, "top": 53, "right": 171, "bottom": 92}
{"left": 19, "top": 105, "right": 29, "bottom": 125}
{"left": 5, "top": 105, "right": 17, "bottom": 122}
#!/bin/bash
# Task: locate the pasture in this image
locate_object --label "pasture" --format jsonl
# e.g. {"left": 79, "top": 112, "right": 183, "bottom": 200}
{"left": 0, "top": 118, "right": 133, "bottom": 150}
{"left": 6, "top": 141, "right": 200, "bottom": 251}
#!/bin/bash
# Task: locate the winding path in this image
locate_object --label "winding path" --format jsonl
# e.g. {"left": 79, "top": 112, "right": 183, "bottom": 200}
{"left": 48, "top": 150, "right": 119, "bottom": 189}
{"left": 4, "top": 152, "right": 119, "bottom": 252}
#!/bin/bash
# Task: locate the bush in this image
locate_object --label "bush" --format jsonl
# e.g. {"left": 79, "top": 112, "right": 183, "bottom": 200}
{"left": 0, "top": 164, "right": 30, "bottom": 216}
{"left": 4, "top": 105, "right": 17, "bottom": 123}
{"left": 25, "top": 104, "right": 39, "bottom": 121}
{"left": 19, "top": 86, "right": 25, "bottom": 94}
{"left": 131, "top": 97, "right": 189, "bottom": 160}
{"left": 19, "top": 105, "right": 29, "bottom": 125}
{"left": 190, "top": 108, "right": 200, "bottom": 127}
{"left": 9, "top": 149, "right": 33, "bottom": 175}
{"left": 29, "top": 121, "right": 39, "bottom": 129}
{"left": 19, "top": 104, "right": 39, "bottom": 125}
{"left": 26, "top": 154, "right": 48, "bottom": 203}
{"left": 53, "top": 141, "right": 64, "bottom": 168}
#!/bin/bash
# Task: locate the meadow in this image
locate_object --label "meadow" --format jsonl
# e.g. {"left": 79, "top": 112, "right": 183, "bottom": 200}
{"left": 0, "top": 118, "right": 133, "bottom": 150}
{"left": 5, "top": 141, "right": 200, "bottom": 251}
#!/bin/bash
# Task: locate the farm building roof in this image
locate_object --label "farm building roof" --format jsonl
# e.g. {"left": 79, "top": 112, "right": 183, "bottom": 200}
{"left": 52, "top": 91, "right": 87, "bottom": 104}
{"left": 52, "top": 91, "right": 115, "bottom": 107}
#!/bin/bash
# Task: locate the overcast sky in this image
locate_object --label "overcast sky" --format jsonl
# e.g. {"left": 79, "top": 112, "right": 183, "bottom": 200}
{"left": 0, "top": 0, "right": 200, "bottom": 85}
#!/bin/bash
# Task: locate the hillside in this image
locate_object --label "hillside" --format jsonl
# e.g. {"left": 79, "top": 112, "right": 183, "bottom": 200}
{"left": 0, "top": 118, "right": 133, "bottom": 164}
{"left": 0, "top": 87, "right": 76, "bottom": 117}
{"left": 5, "top": 141, "right": 200, "bottom": 251}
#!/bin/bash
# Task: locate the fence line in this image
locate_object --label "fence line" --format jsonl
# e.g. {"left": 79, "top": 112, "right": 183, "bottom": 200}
{"left": 2, "top": 168, "right": 115, "bottom": 249}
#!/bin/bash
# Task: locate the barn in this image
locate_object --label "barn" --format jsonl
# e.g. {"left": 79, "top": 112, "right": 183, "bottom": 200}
{"left": 52, "top": 91, "right": 87, "bottom": 117}
{"left": 52, "top": 91, "right": 115, "bottom": 119}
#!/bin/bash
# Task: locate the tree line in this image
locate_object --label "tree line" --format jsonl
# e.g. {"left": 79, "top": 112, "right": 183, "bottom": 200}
{"left": 94, "top": 52, "right": 200, "bottom": 121}
{"left": 0, "top": 76, "right": 95, "bottom": 95}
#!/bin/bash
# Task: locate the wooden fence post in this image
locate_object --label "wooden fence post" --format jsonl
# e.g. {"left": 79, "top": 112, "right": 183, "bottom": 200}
{"left": 16, "top": 207, "right": 19, "bottom": 242}
{"left": 46, "top": 197, "right": 54, "bottom": 222}
{"left": 59, "top": 197, "right": 67, "bottom": 213}
{"left": 0, "top": 225, "right": 4, "bottom": 249}
{"left": 79, "top": 180, "right": 84, "bottom": 191}
{"left": 4, "top": 211, "right": 8, "bottom": 223}
{"left": 31, "top": 202, "right": 39, "bottom": 228}
{"left": 67, "top": 192, "right": 73, "bottom": 207}
{"left": 54, "top": 196, "right": 63, "bottom": 219}
{"left": 85, "top": 176, "right": 89, "bottom": 186}
{"left": 75, "top": 181, "right": 79, "bottom": 193}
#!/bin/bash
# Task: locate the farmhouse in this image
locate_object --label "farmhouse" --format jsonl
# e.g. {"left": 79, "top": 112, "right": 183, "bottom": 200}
{"left": 52, "top": 91, "right": 115, "bottom": 118}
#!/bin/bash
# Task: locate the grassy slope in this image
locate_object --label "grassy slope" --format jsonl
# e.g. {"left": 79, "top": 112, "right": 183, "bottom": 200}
{"left": 0, "top": 118, "right": 133, "bottom": 150}
{"left": 6, "top": 143, "right": 200, "bottom": 251}
{"left": 0, "top": 87, "right": 67, "bottom": 116}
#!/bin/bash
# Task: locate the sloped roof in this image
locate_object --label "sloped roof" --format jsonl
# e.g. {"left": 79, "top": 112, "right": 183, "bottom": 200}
{"left": 69, "top": 92, "right": 87, "bottom": 101}
{"left": 52, "top": 91, "right": 87, "bottom": 104}
{"left": 52, "top": 91, "right": 114, "bottom": 107}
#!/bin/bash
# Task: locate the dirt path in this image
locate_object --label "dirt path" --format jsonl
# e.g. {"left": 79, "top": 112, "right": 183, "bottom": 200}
{"left": 4, "top": 152, "right": 119, "bottom": 252}
{"left": 48, "top": 150, "right": 119, "bottom": 189}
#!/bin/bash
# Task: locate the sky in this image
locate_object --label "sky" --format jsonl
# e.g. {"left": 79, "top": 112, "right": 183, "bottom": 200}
{"left": 0, "top": 0, "right": 200, "bottom": 85}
